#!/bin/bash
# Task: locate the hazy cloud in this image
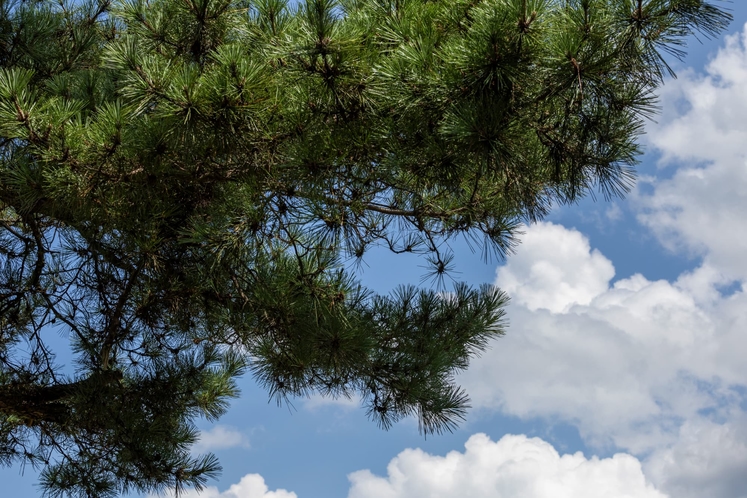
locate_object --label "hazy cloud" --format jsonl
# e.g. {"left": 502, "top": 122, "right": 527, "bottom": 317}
{"left": 192, "top": 425, "right": 251, "bottom": 454}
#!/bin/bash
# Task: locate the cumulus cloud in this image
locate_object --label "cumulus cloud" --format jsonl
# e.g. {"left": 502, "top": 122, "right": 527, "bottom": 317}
{"left": 645, "top": 24, "right": 747, "bottom": 166}
{"left": 494, "top": 222, "right": 614, "bottom": 313}
{"left": 623, "top": 26, "right": 747, "bottom": 497}
{"left": 456, "top": 221, "right": 747, "bottom": 496}
{"left": 645, "top": 417, "right": 747, "bottom": 498}
{"left": 192, "top": 425, "right": 251, "bottom": 454}
{"left": 150, "top": 474, "right": 296, "bottom": 498}
{"left": 347, "top": 433, "right": 666, "bottom": 498}
{"left": 636, "top": 23, "right": 747, "bottom": 279}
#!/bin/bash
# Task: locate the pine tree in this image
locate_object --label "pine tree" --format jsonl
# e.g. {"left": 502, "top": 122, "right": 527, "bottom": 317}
{"left": 0, "top": 0, "right": 731, "bottom": 495}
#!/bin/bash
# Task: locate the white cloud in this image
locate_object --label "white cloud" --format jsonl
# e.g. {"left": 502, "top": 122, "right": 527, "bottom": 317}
{"left": 645, "top": 417, "right": 747, "bottom": 498}
{"left": 636, "top": 22, "right": 747, "bottom": 279}
{"left": 620, "top": 28, "right": 747, "bottom": 496}
{"left": 646, "top": 24, "right": 747, "bottom": 166}
{"left": 150, "top": 474, "right": 297, "bottom": 498}
{"left": 347, "top": 433, "right": 666, "bottom": 498}
{"left": 495, "top": 222, "right": 614, "bottom": 313}
{"left": 456, "top": 221, "right": 747, "bottom": 496}
{"left": 192, "top": 425, "right": 251, "bottom": 454}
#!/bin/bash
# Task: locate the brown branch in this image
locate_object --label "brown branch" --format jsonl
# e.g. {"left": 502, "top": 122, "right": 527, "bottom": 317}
{"left": 571, "top": 57, "right": 583, "bottom": 101}
{"left": 100, "top": 257, "right": 146, "bottom": 370}
{"left": 26, "top": 215, "right": 47, "bottom": 293}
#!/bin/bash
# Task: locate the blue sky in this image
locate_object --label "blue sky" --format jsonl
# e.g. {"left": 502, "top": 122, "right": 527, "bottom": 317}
{"left": 5, "top": 3, "right": 747, "bottom": 497}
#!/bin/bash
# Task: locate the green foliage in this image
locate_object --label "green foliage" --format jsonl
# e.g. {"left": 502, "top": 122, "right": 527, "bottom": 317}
{"left": 0, "top": 0, "right": 731, "bottom": 495}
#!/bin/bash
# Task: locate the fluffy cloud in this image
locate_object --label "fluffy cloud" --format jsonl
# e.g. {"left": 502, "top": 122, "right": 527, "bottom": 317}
{"left": 347, "top": 433, "right": 666, "bottom": 498}
{"left": 645, "top": 417, "right": 747, "bottom": 498}
{"left": 645, "top": 24, "right": 747, "bottom": 166}
{"left": 192, "top": 425, "right": 251, "bottom": 454}
{"left": 457, "top": 221, "right": 747, "bottom": 496}
{"left": 624, "top": 25, "right": 747, "bottom": 497}
{"left": 495, "top": 222, "right": 614, "bottom": 313}
{"left": 150, "top": 474, "right": 296, "bottom": 498}
{"left": 637, "top": 23, "right": 747, "bottom": 279}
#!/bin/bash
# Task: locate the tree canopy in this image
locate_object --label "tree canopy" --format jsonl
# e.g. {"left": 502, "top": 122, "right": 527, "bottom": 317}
{"left": 0, "top": 0, "right": 731, "bottom": 496}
